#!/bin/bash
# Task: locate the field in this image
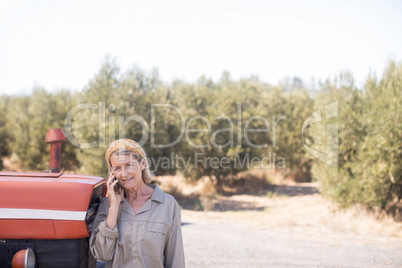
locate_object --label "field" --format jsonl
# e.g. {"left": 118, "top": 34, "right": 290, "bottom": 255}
{"left": 157, "top": 175, "right": 402, "bottom": 267}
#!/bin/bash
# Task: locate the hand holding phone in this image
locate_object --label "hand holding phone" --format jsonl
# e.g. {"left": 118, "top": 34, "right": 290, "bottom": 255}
{"left": 106, "top": 173, "right": 123, "bottom": 229}
{"left": 113, "top": 175, "right": 121, "bottom": 195}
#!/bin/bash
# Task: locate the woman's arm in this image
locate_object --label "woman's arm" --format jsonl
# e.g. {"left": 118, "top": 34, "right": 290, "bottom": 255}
{"left": 164, "top": 205, "right": 185, "bottom": 268}
{"left": 90, "top": 174, "right": 124, "bottom": 261}
{"left": 89, "top": 199, "right": 119, "bottom": 261}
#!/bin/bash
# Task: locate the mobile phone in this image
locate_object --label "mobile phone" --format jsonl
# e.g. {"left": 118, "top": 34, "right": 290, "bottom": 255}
{"left": 113, "top": 175, "right": 121, "bottom": 194}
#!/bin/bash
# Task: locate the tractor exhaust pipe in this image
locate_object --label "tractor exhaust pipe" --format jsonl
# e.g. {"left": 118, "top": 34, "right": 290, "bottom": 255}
{"left": 45, "top": 129, "right": 66, "bottom": 173}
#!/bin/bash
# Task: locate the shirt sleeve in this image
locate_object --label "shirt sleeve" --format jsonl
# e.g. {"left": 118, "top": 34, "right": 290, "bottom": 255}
{"left": 164, "top": 204, "right": 185, "bottom": 268}
{"left": 89, "top": 199, "right": 119, "bottom": 262}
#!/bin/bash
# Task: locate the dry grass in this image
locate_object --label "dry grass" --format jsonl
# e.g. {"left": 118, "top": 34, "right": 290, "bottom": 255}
{"left": 157, "top": 174, "right": 402, "bottom": 238}
{"left": 1, "top": 156, "right": 23, "bottom": 172}
{"left": 182, "top": 195, "right": 402, "bottom": 238}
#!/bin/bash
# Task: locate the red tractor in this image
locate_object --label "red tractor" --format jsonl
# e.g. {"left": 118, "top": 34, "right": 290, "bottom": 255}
{"left": 0, "top": 129, "right": 106, "bottom": 268}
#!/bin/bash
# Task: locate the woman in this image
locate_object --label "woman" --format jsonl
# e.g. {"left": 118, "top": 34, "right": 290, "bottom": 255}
{"left": 90, "top": 139, "right": 185, "bottom": 268}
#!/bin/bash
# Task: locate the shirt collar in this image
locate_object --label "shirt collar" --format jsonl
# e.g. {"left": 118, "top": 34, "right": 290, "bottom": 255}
{"left": 149, "top": 184, "right": 164, "bottom": 203}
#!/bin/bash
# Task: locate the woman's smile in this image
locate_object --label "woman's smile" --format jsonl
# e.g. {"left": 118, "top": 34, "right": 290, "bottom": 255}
{"left": 121, "top": 177, "right": 134, "bottom": 183}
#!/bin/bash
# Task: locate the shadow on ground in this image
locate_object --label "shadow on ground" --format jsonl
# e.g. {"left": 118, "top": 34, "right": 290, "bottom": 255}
{"left": 271, "top": 184, "right": 319, "bottom": 197}
{"left": 174, "top": 183, "right": 319, "bottom": 212}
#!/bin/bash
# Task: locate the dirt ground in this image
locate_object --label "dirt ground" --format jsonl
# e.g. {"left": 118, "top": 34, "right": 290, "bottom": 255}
{"left": 181, "top": 217, "right": 401, "bottom": 267}
{"left": 173, "top": 181, "right": 402, "bottom": 268}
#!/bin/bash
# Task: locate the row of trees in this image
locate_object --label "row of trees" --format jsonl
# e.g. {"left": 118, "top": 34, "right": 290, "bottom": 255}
{"left": 0, "top": 57, "right": 400, "bottom": 210}
{"left": 312, "top": 62, "right": 401, "bottom": 209}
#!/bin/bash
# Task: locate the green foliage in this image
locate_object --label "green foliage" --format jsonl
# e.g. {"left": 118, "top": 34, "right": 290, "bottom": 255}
{"left": 4, "top": 88, "right": 78, "bottom": 171}
{"left": 313, "top": 61, "right": 402, "bottom": 209}
{"left": 269, "top": 86, "right": 314, "bottom": 181}
{"left": 166, "top": 73, "right": 313, "bottom": 190}
{"left": 1, "top": 56, "right": 400, "bottom": 212}
{"left": 70, "top": 56, "right": 121, "bottom": 177}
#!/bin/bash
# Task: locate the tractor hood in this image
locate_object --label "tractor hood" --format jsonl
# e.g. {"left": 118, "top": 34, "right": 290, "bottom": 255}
{"left": 0, "top": 172, "right": 106, "bottom": 239}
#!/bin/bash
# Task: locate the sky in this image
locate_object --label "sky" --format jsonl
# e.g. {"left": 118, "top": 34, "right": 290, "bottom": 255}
{"left": 0, "top": 0, "right": 401, "bottom": 95}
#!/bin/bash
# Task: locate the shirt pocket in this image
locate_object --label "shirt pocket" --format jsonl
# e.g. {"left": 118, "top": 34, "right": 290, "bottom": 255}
{"left": 142, "top": 222, "right": 169, "bottom": 257}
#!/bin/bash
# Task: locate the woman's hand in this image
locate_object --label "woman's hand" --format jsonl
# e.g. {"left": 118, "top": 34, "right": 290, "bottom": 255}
{"left": 105, "top": 173, "right": 124, "bottom": 229}
{"left": 106, "top": 172, "right": 124, "bottom": 207}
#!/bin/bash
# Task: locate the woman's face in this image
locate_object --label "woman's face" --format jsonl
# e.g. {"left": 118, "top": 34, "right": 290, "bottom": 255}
{"left": 110, "top": 153, "right": 145, "bottom": 190}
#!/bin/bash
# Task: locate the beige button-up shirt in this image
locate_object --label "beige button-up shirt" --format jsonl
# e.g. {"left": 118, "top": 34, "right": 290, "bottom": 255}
{"left": 90, "top": 185, "right": 185, "bottom": 268}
